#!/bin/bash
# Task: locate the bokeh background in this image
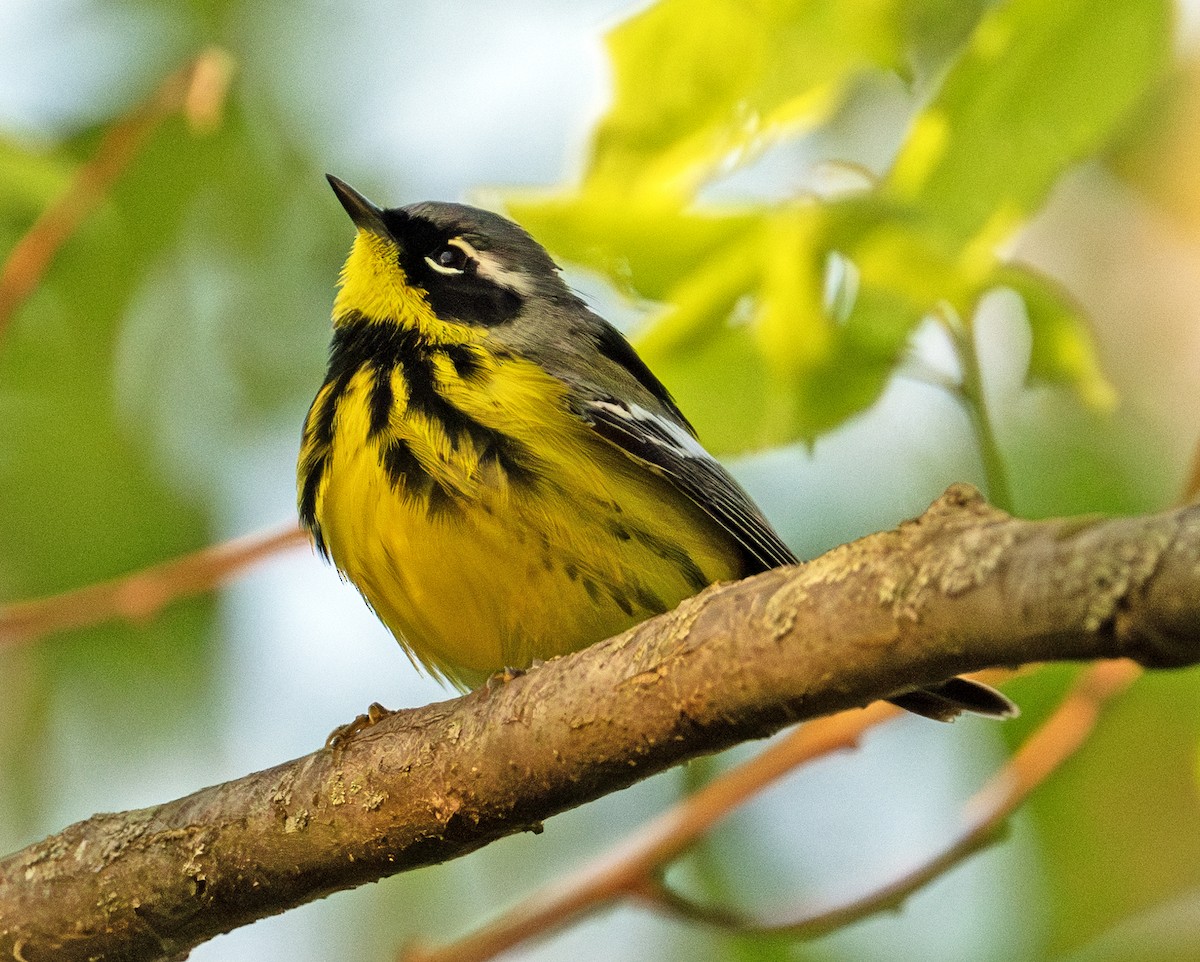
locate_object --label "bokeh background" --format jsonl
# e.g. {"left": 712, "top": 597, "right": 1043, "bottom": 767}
{"left": 2, "top": 1, "right": 1200, "bottom": 960}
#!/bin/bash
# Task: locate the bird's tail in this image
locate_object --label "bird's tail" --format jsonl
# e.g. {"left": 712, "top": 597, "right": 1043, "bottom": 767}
{"left": 888, "top": 676, "right": 1018, "bottom": 722}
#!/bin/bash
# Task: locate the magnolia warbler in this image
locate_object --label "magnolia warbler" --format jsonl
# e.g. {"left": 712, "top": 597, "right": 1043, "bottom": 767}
{"left": 297, "top": 175, "right": 1015, "bottom": 723}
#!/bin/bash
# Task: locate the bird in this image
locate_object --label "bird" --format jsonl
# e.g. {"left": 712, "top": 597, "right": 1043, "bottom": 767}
{"left": 297, "top": 174, "right": 1016, "bottom": 725}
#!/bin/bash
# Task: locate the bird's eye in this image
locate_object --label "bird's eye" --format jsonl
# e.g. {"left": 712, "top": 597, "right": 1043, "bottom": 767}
{"left": 425, "top": 241, "right": 472, "bottom": 275}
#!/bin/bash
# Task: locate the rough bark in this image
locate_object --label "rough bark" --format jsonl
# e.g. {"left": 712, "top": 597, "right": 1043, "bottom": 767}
{"left": 2, "top": 485, "right": 1198, "bottom": 962}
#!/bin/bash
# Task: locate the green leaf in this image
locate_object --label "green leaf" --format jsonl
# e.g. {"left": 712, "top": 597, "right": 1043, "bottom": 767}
{"left": 749, "top": 205, "right": 830, "bottom": 377}
{"left": 506, "top": 0, "right": 1170, "bottom": 455}
{"left": 638, "top": 321, "right": 775, "bottom": 452}
{"left": 644, "top": 252, "right": 920, "bottom": 452}
{"left": 505, "top": 193, "right": 758, "bottom": 302}
{"left": 633, "top": 239, "right": 759, "bottom": 360}
{"left": 998, "top": 265, "right": 1115, "bottom": 409}
{"left": 789, "top": 280, "right": 921, "bottom": 435}
{"left": 590, "top": 0, "right": 909, "bottom": 197}
{"left": 900, "top": 0, "right": 996, "bottom": 73}
{"left": 886, "top": 0, "right": 1173, "bottom": 250}
{"left": 0, "top": 139, "right": 73, "bottom": 231}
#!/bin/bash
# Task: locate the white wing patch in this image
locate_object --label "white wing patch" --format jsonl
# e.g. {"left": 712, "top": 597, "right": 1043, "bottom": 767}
{"left": 590, "top": 400, "right": 712, "bottom": 461}
{"left": 583, "top": 397, "right": 798, "bottom": 571}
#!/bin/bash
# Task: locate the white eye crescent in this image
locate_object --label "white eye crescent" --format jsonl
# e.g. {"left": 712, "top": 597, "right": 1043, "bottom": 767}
{"left": 425, "top": 238, "right": 476, "bottom": 275}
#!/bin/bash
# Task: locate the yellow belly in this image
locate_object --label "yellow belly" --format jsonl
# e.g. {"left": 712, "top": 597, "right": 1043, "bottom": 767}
{"left": 313, "top": 366, "right": 740, "bottom": 688}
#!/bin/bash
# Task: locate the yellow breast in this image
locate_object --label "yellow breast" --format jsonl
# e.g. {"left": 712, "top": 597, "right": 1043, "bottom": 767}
{"left": 298, "top": 333, "right": 740, "bottom": 688}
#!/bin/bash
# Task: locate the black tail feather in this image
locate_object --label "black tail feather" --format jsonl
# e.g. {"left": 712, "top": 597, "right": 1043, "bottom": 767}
{"left": 889, "top": 676, "right": 1018, "bottom": 722}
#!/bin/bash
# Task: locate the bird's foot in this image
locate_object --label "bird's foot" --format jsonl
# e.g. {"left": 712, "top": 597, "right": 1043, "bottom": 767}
{"left": 485, "top": 666, "right": 526, "bottom": 692}
{"left": 325, "top": 701, "right": 393, "bottom": 749}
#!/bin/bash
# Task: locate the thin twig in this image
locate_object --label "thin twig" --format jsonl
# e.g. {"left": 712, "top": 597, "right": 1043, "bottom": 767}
{"left": 0, "top": 47, "right": 234, "bottom": 335}
{"left": 0, "top": 523, "right": 306, "bottom": 647}
{"left": 895, "top": 357, "right": 964, "bottom": 400}
{"left": 633, "top": 659, "right": 1141, "bottom": 940}
{"left": 936, "top": 309, "right": 1014, "bottom": 513}
{"left": 400, "top": 702, "right": 904, "bottom": 962}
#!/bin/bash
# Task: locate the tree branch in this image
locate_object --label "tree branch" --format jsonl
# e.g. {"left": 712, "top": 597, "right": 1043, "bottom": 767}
{"left": 401, "top": 700, "right": 903, "bottom": 962}
{"left": 626, "top": 659, "right": 1139, "bottom": 943}
{"left": 0, "top": 524, "right": 306, "bottom": 648}
{"left": 2, "top": 485, "right": 1198, "bottom": 962}
{"left": 0, "top": 48, "right": 235, "bottom": 336}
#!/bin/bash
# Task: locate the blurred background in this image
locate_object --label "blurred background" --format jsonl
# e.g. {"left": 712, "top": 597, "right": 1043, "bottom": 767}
{"left": 2, "top": 0, "right": 1200, "bottom": 960}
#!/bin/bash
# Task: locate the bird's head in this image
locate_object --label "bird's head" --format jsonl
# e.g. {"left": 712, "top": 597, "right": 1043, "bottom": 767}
{"left": 326, "top": 175, "right": 570, "bottom": 342}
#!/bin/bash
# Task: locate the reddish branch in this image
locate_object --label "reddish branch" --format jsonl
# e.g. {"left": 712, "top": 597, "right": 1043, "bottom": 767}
{"left": 635, "top": 660, "right": 1139, "bottom": 941}
{"left": 0, "top": 524, "right": 305, "bottom": 647}
{"left": 0, "top": 48, "right": 234, "bottom": 334}
{"left": 1, "top": 486, "right": 1198, "bottom": 962}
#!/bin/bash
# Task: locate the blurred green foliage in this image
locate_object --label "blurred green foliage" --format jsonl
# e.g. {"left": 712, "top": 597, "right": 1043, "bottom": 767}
{"left": 0, "top": 0, "right": 1198, "bottom": 961}
{"left": 511, "top": 0, "right": 1169, "bottom": 451}
{"left": 0, "top": 59, "right": 338, "bottom": 846}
